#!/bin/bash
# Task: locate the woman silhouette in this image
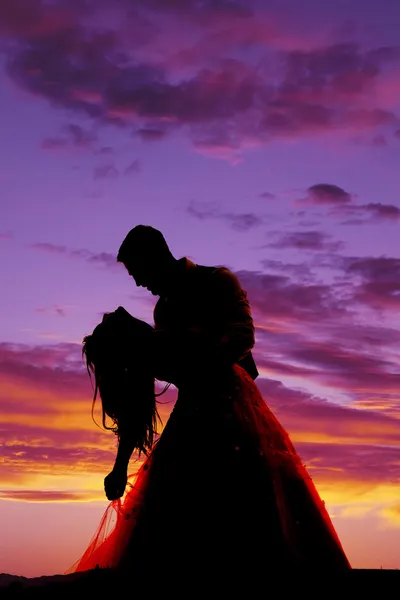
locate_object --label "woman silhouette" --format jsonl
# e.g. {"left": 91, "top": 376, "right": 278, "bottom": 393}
{"left": 67, "top": 227, "right": 351, "bottom": 587}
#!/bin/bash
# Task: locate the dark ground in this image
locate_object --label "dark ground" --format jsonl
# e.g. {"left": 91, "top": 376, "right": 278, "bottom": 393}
{"left": 1, "top": 568, "right": 399, "bottom": 598}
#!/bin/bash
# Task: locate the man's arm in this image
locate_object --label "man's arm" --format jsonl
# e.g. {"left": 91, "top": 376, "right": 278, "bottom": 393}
{"left": 210, "top": 267, "right": 255, "bottom": 366}
{"left": 151, "top": 266, "right": 256, "bottom": 381}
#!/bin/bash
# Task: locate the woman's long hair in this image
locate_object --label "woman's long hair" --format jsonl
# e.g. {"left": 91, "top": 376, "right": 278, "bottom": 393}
{"left": 82, "top": 307, "right": 162, "bottom": 458}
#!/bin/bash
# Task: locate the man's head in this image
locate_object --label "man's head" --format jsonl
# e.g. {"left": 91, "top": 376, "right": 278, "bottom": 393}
{"left": 117, "top": 225, "right": 176, "bottom": 295}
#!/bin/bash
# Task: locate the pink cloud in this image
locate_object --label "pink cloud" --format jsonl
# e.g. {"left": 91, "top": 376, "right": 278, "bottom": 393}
{"left": 229, "top": 260, "right": 400, "bottom": 419}
{"left": 345, "top": 108, "right": 396, "bottom": 128}
{"left": 3, "top": 4, "right": 399, "bottom": 159}
{"left": 293, "top": 184, "right": 399, "bottom": 223}
{"left": 192, "top": 140, "right": 244, "bottom": 164}
{"left": 257, "top": 335, "right": 388, "bottom": 395}
{"left": 278, "top": 44, "right": 400, "bottom": 109}
{"left": 361, "top": 203, "right": 400, "bottom": 220}
{"left": 70, "top": 88, "right": 103, "bottom": 105}
{"left": 371, "top": 134, "right": 387, "bottom": 147}
{"left": 255, "top": 377, "right": 400, "bottom": 485}
{"left": 367, "top": 70, "right": 400, "bottom": 111}
{"left": 346, "top": 256, "right": 400, "bottom": 310}
{"left": 0, "top": 0, "right": 75, "bottom": 38}
{"left": 283, "top": 339, "right": 399, "bottom": 392}
{"left": 136, "top": 128, "right": 168, "bottom": 141}
{"left": 237, "top": 269, "right": 347, "bottom": 323}
{"left": 305, "top": 183, "right": 353, "bottom": 205}
{"left": 0, "top": 490, "right": 92, "bottom": 502}
{"left": 1, "top": 339, "right": 400, "bottom": 496}
{"left": 143, "top": 9, "right": 328, "bottom": 73}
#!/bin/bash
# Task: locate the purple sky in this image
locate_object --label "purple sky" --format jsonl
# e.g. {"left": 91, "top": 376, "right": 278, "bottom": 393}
{"left": 0, "top": 0, "right": 400, "bottom": 577}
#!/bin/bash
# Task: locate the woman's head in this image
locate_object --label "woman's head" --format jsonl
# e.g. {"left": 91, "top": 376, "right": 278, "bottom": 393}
{"left": 82, "top": 306, "right": 159, "bottom": 457}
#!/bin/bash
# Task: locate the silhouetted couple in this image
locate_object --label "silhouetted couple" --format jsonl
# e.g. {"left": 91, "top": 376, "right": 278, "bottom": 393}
{"left": 67, "top": 225, "right": 351, "bottom": 589}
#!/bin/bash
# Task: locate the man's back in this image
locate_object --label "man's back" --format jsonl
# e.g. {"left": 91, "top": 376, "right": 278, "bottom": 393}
{"left": 153, "top": 258, "right": 258, "bottom": 380}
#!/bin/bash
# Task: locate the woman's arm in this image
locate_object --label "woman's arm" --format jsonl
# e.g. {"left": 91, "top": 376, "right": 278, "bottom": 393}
{"left": 113, "top": 431, "right": 137, "bottom": 472}
{"left": 104, "top": 432, "right": 136, "bottom": 501}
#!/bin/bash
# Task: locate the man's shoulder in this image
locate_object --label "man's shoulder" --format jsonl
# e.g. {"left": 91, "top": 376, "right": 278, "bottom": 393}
{"left": 192, "top": 263, "right": 232, "bottom": 283}
{"left": 194, "top": 263, "right": 218, "bottom": 274}
{"left": 194, "top": 263, "right": 231, "bottom": 276}
{"left": 192, "top": 263, "right": 242, "bottom": 293}
{"left": 182, "top": 257, "right": 231, "bottom": 276}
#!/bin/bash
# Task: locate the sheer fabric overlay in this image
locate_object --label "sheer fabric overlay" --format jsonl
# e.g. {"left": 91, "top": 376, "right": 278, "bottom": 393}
{"left": 67, "top": 365, "right": 350, "bottom": 575}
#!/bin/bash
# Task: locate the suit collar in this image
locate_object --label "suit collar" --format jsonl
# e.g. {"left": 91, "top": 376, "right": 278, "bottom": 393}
{"left": 178, "top": 256, "right": 197, "bottom": 273}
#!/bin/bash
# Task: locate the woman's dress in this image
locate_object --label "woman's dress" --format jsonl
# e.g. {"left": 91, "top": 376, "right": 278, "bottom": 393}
{"left": 67, "top": 260, "right": 351, "bottom": 584}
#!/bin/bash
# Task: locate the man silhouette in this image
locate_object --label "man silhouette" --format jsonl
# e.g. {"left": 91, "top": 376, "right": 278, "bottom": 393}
{"left": 117, "top": 225, "right": 258, "bottom": 383}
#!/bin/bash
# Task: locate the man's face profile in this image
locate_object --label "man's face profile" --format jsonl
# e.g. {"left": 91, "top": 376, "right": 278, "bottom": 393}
{"left": 123, "top": 257, "right": 165, "bottom": 296}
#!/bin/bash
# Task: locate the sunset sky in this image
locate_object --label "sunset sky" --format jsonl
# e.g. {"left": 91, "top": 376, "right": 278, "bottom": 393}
{"left": 1, "top": 0, "right": 400, "bottom": 578}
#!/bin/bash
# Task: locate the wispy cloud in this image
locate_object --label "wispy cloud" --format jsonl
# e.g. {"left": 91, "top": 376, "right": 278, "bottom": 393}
{"left": 93, "top": 163, "right": 119, "bottom": 180}
{"left": 41, "top": 123, "right": 97, "bottom": 152}
{"left": 35, "top": 305, "right": 73, "bottom": 317}
{"left": 264, "top": 230, "right": 344, "bottom": 252}
{"left": 188, "top": 200, "right": 264, "bottom": 231}
{"left": 29, "top": 242, "right": 118, "bottom": 269}
{"left": 259, "top": 191, "right": 276, "bottom": 200}
{"left": 124, "top": 159, "right": 141, "bottom": 175}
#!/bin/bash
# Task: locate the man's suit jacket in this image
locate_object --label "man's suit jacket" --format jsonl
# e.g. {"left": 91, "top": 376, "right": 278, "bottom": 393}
{"left": 153, "top": 258, "right": 259, "bottom": 381}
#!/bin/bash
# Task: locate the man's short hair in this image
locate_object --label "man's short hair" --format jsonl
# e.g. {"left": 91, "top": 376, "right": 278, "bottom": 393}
{"left": 117, "top": 225, "right": 171, "bottom": 263}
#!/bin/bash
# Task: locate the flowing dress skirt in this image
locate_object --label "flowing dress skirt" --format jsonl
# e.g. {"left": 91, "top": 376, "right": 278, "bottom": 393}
{"left": 67, "top": 365, "right": 351, "bottom": 583}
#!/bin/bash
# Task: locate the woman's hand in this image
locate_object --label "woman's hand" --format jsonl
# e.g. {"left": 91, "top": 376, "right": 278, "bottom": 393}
{"left": 104, "top": 467, "right": 128, "bottom": 501}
